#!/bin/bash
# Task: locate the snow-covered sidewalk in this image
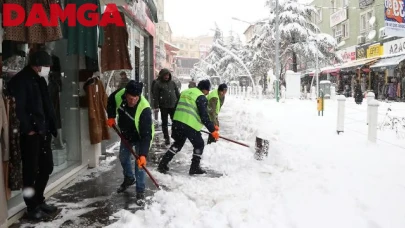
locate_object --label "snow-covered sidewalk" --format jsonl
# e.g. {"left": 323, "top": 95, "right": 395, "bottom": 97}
{"left": 107, "top": 97, "right": 405, "bottom": 228}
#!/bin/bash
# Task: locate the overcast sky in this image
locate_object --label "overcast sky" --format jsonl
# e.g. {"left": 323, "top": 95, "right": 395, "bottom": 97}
{"left": 164, "top": 0, "right": 270, "bottom": 40}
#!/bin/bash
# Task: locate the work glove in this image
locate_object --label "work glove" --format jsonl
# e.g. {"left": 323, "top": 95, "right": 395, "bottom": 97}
{"left": 211, "top": 130, "right": 219, "bottom": 141}
{"left": 137, "top": 155, "right": 146, "bottom": 168}
{"left": 107, "top": 118, "right": 116, "bottom": 127}
{"left": 214, "top": 125, "right": 219, "bottom": 131}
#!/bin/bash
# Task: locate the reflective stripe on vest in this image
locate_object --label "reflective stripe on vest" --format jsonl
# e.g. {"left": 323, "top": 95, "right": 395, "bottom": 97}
{"left": 114, "top": 90, "right": 155, "bottom": 148}
{"left": 173, "top": 88, "right": 203, "bottom": 131}
{"left": 207, "top": 89, "right": 220, "bottom": 116}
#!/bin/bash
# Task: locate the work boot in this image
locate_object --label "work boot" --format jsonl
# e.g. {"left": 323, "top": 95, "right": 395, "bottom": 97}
{"left": 26, "top": 207, "right": 52, "bottom": 221}
{"left": 189, "top": 158, "right": 207, "bottom": 175}
{"left": 39, "top": 202, "right": 58, "bottom": 214}
{"left": 157, "top": 152, "right": 175, "bottom": 174}
{"left": 117, "top": 177, "right": 135, "bottom": 193}
{"left": 136, "top": 192, "right": 146, "bottom": 206}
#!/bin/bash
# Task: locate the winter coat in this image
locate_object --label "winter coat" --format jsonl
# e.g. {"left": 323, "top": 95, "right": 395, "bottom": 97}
{"left": 153, "top": 69, "right": 180, "bottom": 109}
{"left": 107, "top": 89, "right": 152, "bottom": 156}
{"left": 83, "top": 77, "right": 111, "bottom": 145}
{"left": 7, "top": 66, "right": 57, "bottom": 137}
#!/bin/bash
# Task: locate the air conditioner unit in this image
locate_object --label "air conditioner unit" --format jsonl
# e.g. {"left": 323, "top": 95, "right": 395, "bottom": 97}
{"left": 357, "top": 36, "right": 366, "bottom": 44}
{"left": 379, "top": 27, "right": 386, "bottom": 39}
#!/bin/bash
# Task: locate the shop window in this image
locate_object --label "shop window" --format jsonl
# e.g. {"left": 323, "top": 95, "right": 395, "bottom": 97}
{"left": 3, "top": 41, "right": 83, "bottom": 211}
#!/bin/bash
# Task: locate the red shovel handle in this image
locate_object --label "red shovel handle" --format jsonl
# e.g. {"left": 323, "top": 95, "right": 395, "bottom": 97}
{"left": 112, "top": 125, "right": 160, "bottom": 189}
{"left": 201, "top": 130, "right": 250, "bottom": 148}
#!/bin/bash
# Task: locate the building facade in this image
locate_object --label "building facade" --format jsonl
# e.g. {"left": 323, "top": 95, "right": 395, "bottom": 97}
{"left": 0, "top": 1, "right": 159, "bottom": 226}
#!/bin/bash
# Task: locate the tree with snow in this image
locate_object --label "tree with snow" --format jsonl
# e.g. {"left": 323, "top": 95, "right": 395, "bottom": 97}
{"left": 246, "top": 0, "right": 339, "bottom": 80}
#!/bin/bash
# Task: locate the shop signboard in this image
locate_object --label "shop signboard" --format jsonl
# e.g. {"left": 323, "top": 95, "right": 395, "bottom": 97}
{"left": 383, "top": 37, "right": 405, "bottom": 55}
{"left": 385, "top": 0, "right": 405, "bottom": 37}
{"left": 366, "top": 43, "right": 383, "bottom": 58}
{"left": 330, "top": 9, "right": 347, "bottom": 27}
{"left": 336, "top": 46, "right": 356, "bottom": 62}
{"left": 356, "top": 43, "right": 370, "bottom": 59}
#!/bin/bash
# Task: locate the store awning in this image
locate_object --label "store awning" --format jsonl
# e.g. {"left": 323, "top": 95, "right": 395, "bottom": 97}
{"left": 320, "top": 65, "right": 340, "bottom": 75}
{"left": 164, "top": 41, "right": 180, "bottom": 52}
{"left": 340, "top": 57, "right": 380, "bottom": 72}
{"left": 144, "top": 0, "right": 158, "bottom": 23}
{"left": 370, "top": 54, "right": 405, "bottom": 70}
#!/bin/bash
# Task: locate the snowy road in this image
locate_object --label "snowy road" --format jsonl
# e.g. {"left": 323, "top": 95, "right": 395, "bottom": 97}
{"left": 107, "top": 97, "right": 405, "bottom": 228}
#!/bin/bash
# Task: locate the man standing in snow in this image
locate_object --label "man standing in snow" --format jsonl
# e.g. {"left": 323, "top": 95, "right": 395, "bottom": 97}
{"left": 153, "top": 69, "right": 180, "bottom": 146}
{"left": 207, "top": 83, "right": 227, "bottom": 144}
{"left": 157, "top": 80, "right": 219, "bottom": 175}
{"left": 106, "top": 81, "right": 154, "bottom": 206}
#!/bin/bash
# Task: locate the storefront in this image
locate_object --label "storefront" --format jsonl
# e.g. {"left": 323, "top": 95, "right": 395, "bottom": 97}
{"left": 368, "top": 38, "right": 405, "bottom": 100}
{"left": 0, "top": 1, "right": 157, "bottom": 226}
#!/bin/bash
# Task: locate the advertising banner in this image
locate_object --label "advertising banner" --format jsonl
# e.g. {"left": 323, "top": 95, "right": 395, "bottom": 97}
{"left": 385, "top": 0, "right": 405, "bottom": 37}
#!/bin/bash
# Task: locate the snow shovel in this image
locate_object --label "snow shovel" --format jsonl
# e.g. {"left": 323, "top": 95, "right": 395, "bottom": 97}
{"left": 112, "top": 125, "right": 161, "bottom": 189}
{"left": 201, "top": 130, "right": 249, "bottom": 147}
{"left": 201, "top": 130, "right": 269, "bottom": 160}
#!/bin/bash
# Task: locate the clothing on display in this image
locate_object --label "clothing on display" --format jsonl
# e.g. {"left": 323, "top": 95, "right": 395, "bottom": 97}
{"left": 3, "top": 0, "right": 63, "bottom": 43}
{"left": 100, "top": 12, "right": 132, "bottom": 72}
{"left": 63, "top": 0, "right": 104, "bottom": 61}
{"left": 83, "top": 75, "right": 110, "bottom": 144}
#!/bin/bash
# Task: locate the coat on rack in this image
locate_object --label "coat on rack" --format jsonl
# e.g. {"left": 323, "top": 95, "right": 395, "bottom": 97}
{"left": 83, "top": 76, "right": 110, "bottom": 144}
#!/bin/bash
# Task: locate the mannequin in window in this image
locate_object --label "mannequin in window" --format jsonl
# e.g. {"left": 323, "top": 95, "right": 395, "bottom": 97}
{"left": 45, "top": 42, "right": 64, "bottom": 149}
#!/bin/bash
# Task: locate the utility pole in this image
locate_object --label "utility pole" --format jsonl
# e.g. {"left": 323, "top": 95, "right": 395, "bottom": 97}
{"left": 274, "top": 0, "right": 281, "bottom": 102}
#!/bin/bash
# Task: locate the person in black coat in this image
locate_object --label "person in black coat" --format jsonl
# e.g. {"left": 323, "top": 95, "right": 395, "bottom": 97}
{"left": 354, "top": 80, "right": 363, "bottom": 104}
{"left": 7, "top": 50, "right": 58, "bottom": 221}
{"left": 153, "top": 68, "right": 180, "bottom": 145}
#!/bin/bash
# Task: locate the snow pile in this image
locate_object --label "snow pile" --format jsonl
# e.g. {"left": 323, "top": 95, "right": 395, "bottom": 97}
{"left": 107, "top": 97, "right": 405, "bottom": 228}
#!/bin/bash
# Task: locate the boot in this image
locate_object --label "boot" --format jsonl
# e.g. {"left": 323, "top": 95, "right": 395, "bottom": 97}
{"left": 157, "top": 152, "right": 175, "bottom": 174}
{"left": 117, "top": 177, "right": 135, "bottom": 193}
{"left": 136, "top": 192, "right": 146, "bottom": 206}
{"left": 189, "top": 157, "right": 207, "bottom": 175}
{"left": 39, "top": 202, "right": 58, "bottom": 214}
{"left": 26, "top": 207, "right": 52, "bottom": 221}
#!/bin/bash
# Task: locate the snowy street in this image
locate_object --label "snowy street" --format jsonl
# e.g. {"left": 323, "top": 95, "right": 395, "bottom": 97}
{"left": 105, "top": 97, "right": 405, "bottom": 228}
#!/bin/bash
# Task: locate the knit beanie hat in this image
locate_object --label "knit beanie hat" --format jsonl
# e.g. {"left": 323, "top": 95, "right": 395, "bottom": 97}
{"left": 197, "top": 80, "right": 211, "bottom": 91}
{"left": 125, "top": 80, "right": 143, "bottom": 96}
{"left": 29, "top": 50, "right": 52, "bottom": 66}
{"left": 218, "top": 83, "right": 228, "bottom": 91}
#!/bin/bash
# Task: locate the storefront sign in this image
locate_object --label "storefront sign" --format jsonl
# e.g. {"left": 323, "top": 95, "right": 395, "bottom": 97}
{"left": 383, "top": 37, "right": 405, "bottom": 55}
{"left": 385, "top": 0, "right": 405, "bottom": 37}
{"left": 367, "top": 44, "right": 383, "bottom": 58}
{"left": 336, "top": 46, "right": 356, "bottom": 62}
{"left": 356, "top": 44, "right": 370, "bottom": 59}
{"left": 359, "top": 0, "right": 374, "bottom": 9}
{"left": 3, "top": 3, "right": 125, "bottom": 27}
{"left": 330, "top": 9, "right": 347, "bottom": 27}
